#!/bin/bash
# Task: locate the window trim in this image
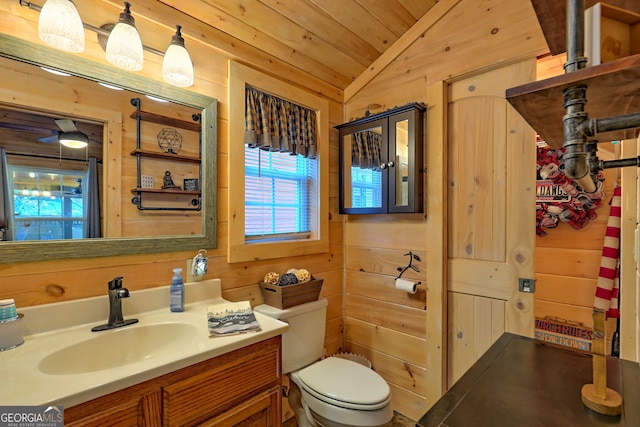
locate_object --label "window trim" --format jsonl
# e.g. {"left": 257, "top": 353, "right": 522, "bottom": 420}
{"left": 228, "top": 61, "right": 329, "bottom": 263}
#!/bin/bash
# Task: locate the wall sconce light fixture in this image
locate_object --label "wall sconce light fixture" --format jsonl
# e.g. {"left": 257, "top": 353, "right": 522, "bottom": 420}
{"left": 20, "top": 0, "right": 195, "bottom": 87}
{"left": 162, "top": 25, "right": 194, "bottom": 87}
{"left": 37, "top": 0, "right": 85, "bottom": 53}
{"left": 105, "top": 2, "right": 143, "bottom": 71}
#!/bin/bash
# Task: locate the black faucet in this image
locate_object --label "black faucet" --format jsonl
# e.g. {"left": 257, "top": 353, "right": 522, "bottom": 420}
{"left": 91, "top": 277, "right": 139, "bottom": 332}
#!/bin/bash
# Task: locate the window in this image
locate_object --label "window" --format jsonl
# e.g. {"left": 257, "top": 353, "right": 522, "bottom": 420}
{"left": 228, "top": 61, "right": 329, "bottom": 262}
{"left": 245, "top": 148, "right": 317, "bottom": 241}
{"left": 9, "top": 166, "right": 86, "bottom": 240}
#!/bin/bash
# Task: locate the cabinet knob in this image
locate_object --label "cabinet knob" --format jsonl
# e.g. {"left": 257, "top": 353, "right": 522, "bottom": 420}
{"left": 380, "top": 163, "right": 387, "bottom": 169}
{"left": 387, "top": 161, "right": 395, "bottom": 168}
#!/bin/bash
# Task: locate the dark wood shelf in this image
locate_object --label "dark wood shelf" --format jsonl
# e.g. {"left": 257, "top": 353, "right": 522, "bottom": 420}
{"left": 530, "top": 0, "right": 640, "bottom": 55}
{"left": 130, "top": 149, "right": 200, "bottom": 163}
{"left": 131, "top": 188, "right": 200, "bottom": 195}
{"left": 130, "top": 110, "right": 200, "bottom": 132}
{"left": 506, "top": 53, "right": 640, "bottom": 149}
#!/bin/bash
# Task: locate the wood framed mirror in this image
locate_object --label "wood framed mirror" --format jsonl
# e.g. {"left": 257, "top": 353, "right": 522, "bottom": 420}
{"left": 0, "top": 33, "right": 217, "bottom": 263}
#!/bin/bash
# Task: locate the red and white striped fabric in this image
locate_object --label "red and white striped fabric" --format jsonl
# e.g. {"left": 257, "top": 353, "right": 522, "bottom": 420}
{"left": 594, "top": 186, "right": 621, "bottom": 319}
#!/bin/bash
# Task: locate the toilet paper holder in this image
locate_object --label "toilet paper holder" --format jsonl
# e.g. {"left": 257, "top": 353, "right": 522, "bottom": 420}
{"left": 395, "top": 251, "right": 422, "bottom": 285}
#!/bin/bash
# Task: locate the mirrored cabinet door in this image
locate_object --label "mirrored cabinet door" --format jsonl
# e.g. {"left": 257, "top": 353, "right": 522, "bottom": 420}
{"left": 337, "top": 103, "right": 425, "bottom": 215}
{"left": 339, "top": 118, "right": 388, "bottom": 214}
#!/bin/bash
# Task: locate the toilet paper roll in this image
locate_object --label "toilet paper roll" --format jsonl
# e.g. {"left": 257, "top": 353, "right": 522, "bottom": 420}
{"left": 395, "top": 278, "right": 418, "bottom": 294}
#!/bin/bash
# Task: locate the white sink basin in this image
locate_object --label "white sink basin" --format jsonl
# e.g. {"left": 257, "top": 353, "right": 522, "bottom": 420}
{"left": 38, "top": 322, "right": 198, "bottom": 375}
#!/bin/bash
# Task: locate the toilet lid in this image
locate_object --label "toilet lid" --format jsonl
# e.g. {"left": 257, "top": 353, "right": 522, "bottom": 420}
{"left": 296, "top": 357, "right": 390, "bottom": 407}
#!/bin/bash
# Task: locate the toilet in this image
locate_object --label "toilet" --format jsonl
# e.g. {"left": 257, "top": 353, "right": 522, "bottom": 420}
{"left": 254, "top": 298, "right": 393, "bottom": 427}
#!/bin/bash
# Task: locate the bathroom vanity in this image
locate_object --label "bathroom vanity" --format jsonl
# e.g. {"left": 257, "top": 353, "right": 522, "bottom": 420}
{"left": 64, "top": 336, "right": 281, "bottom": 426}
{"left": 0, "top": 279, "right": 288, "bottom": 426}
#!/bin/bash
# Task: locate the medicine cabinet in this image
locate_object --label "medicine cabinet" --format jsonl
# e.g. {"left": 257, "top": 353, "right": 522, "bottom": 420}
{"left": 336, "top": 103, "right": 425, "bottom": 214}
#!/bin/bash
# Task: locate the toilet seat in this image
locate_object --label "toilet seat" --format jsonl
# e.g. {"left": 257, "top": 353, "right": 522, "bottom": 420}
{"left": 294, "top": 357, "right": 391, "bottom": 410}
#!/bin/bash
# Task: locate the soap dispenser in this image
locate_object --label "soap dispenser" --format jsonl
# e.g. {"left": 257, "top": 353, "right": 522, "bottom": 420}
{"left": 170, "top": 268, "right": 185, "bottom": 312}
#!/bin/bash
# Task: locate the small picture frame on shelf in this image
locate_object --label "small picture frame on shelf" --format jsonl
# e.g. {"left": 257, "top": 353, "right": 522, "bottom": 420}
{"left": 184, "top": 178, "right": 199, "bottom": 191}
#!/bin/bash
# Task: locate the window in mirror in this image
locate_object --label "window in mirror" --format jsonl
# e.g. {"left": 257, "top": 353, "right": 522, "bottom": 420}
{"left": 9, "top": 166, "right": 87, "bottom": 240}
{"left": 346, "top": 126, "right": 384, "bottom": 209}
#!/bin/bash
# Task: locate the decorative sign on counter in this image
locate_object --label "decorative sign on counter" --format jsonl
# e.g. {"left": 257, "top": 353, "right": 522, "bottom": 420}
{"left": 535, "top": 316, "right": 592, "bottom": 352}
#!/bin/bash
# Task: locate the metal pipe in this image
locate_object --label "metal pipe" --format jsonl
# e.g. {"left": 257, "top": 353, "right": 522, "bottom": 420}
{"left": 600, "top": 157, "right": 640, "bottom": 169}
{"left": 562, "top": 0, "right": 597, "bottom": 193}
{"left": 564, "top": 0, "right": 587, "bottom": 73}
{"left": 594, "top": 112, "right": 640, "bottom": 134}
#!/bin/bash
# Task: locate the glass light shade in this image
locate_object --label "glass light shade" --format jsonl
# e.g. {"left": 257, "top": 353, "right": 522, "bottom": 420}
{"left": 59, "top": 132, "right": 88, "bottom": 149}
{"left": 105, "top": 3, "right": 143, "bottom": 71}
{"left": 162, "top": 26, "right": 194, "bottom": 87}
{"left": 38, "top": 0, "right": 85, "bottom": 53}
{"left": 163, "top": 44, "right": 194, "bottom": 87}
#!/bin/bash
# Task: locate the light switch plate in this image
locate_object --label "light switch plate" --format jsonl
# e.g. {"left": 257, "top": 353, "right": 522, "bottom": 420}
{"left": 519, "top": 278, "right": 535, "bottom": 293}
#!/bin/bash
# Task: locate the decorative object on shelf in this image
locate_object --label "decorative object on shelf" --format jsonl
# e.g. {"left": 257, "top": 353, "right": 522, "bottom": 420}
{"left": 141, "top": 175, "right": 154, "bottom": 189}
{"left": 183, "top": 178, "right": 198, "bottom": 191}
{"left": 535, "top": 141, "right": 604, "bottom": 237}
{"left": 161, "top": 171, "right": 181, "bottom": 190}
{"left": 20, "top": 1, "right": 195, "bottom": 87}
{"left": 157, "top": 128, "right": 183, "bottom": 154}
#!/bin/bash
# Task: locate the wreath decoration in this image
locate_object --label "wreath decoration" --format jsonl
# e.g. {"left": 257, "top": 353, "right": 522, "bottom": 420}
{"left": 536, "top": 142, "right": 605, "bottom": 237}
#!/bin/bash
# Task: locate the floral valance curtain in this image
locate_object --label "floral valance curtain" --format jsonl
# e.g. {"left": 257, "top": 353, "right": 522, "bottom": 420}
{"left": 351, "top": 130, "right": 382, "bottom": 171}
{"left": 244, "top": 86, "right": 317, "bottom": 158}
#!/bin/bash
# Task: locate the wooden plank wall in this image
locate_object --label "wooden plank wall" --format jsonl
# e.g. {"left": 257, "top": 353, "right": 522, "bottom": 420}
{"left": 0, "top": 1, "right": 344, "bottom": 363}
{"left": 343, "top": 0, "right": 547, "bottom": 419}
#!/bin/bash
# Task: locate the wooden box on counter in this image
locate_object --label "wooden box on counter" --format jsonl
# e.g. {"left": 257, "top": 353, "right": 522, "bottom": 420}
{"left": 259, "top": 279, "right": 324, "bottom": 309}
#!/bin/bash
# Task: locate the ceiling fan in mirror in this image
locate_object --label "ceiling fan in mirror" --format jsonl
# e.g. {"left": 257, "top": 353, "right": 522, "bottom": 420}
{"left": 38, "top": 119, "right": 89, "bottom": 149}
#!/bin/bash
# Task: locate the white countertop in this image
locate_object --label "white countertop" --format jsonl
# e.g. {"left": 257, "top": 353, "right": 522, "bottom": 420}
{"left": 0, "top": 279, "right": 288, "bottom": 407}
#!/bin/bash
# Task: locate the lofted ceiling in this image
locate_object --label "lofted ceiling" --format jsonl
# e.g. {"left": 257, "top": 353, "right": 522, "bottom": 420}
{"left": 160, "top": 0, "right": 438, "bottom": 90}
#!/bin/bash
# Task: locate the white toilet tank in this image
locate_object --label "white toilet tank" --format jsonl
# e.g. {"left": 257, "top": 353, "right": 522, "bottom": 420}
{"left": 254, "top": 298, "right": 328, "bottom": 374}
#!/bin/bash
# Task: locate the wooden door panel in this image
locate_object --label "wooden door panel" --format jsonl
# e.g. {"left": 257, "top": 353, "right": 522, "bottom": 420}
{"left": 447, "top": 291, "right": 505, "bottom": 385}
{"left": 446, "top": 60, "right": 536, "bottom": 388}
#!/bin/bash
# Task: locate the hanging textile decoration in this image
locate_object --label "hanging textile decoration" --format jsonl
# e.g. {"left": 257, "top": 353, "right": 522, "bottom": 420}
{"left": 244, "top": 86, "right": 317, "bottom": 158}
{"left": 536, "top": 141, "right": 605, "bottom": 236}
{"left": 593, "top": 186, "right": 621, "bottom": 319}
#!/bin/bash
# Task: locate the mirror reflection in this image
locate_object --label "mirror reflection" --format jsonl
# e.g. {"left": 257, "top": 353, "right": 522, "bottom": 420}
{"left": 394, "top": 119, "right": 409, "bottom": 207}
{"left": 343, "top": 126, "right": 384, "bottom": 210}
{"left": 0, "top": 107, "right": 104, "bottom": 241}
{"left": 0, "top": 56, "right": 203, "bottom": 241}
{"left": 0, "top": 33, "right": 216, "bottom": 262}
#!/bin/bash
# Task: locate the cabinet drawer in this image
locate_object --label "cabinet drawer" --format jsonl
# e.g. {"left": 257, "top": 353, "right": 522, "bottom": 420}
{"left": 163, "top": 342, "right": 280, "bottom": 426}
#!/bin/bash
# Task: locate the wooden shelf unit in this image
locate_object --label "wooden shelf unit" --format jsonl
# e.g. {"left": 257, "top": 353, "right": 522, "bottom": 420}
{"left": 129, "top": 98, "right": 202, "bottom": 210}
{"left": 506, "top": 52, "right": 640, "bottom": 149}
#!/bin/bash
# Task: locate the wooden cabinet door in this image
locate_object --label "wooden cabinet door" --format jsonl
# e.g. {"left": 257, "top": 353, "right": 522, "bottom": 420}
{"left": 446, "top": 59, "right": 537, "bottom": 386}
{"left": 197, "top": 386, "right": 281, "bottom": 427}
{"left": 64, "top": 390, "right": 162, "bottom": 427}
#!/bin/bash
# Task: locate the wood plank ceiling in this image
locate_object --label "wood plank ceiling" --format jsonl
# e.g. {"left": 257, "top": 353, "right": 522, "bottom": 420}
{"left": 160, "top": 0, "right": 438, "bottom": 90}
